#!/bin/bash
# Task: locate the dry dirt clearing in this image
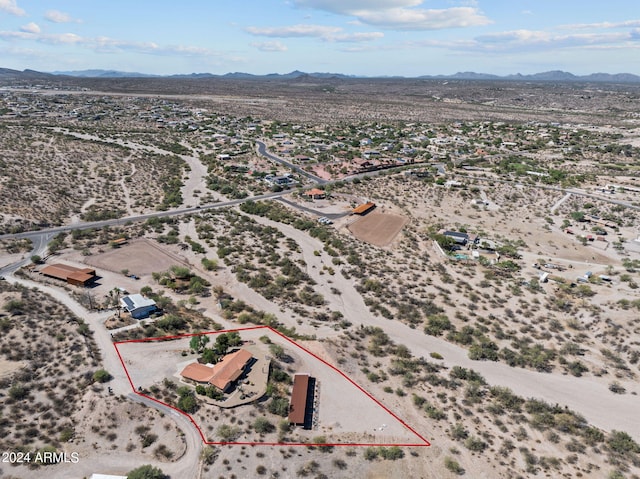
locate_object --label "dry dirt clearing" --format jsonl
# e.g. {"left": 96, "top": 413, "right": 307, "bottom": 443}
{"left": 84, "top": 239, "right": 188, "bottom": 276}
{"left": 347, "top": 211, "right": 408, "bottom": 247}
{"left": 0, "top": 358, "right": 25, "bottom": 378}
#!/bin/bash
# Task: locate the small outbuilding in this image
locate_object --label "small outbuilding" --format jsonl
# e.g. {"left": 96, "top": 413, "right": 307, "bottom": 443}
{"left": 289, "top": 373, "right": 314, "bottom": 428}
{"left": 304, "top": 188, "right": 326, "bottom": 200}
{"left": 352, "top": 202, "right": 376, "bottom": 215}
{"left": 120, "top": 293, "right": 157, "bottom": 319}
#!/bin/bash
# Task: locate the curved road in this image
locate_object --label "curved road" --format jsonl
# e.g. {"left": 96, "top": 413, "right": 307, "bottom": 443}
{"left": 5, "top": 276, "right": 203, "bottom": 478}
{"left": 3, "top": 137, "right": 640, "bottom": 451}
{"left": 255, "top": 140, "right": 326, "bottom": 184}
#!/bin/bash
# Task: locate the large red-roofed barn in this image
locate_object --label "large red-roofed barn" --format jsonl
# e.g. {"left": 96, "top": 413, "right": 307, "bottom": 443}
{"left": 40, "top": 264, "right": 97, "bottom": 286}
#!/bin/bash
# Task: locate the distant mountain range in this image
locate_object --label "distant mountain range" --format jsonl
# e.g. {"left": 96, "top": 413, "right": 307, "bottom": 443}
{"left": 49, "top": 69, "right": 360, "bottom": 80}
{"left": 1, "top": 67, "right": 639, "bottom": 83}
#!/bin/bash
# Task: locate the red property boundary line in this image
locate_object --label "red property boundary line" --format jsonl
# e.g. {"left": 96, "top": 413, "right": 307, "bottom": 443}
{"left": 113, "top": 325, "right": 431, "bottom": 447}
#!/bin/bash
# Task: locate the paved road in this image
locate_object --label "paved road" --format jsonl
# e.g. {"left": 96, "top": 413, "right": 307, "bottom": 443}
{"left": 277, "top": 197, "right": 350, "bottom": 220}
{"left": 0, "top": 190, "right": 293, "bottom": 278}
{"left": 255, "top": 140, "right": 327, "bottom": 184}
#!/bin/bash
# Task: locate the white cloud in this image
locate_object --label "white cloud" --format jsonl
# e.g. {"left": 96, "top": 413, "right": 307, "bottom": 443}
{"left": 332, "top": 31, "right": 384, "bottom": 42}
{"left": 0, "top": 0, "right": 25, "bottom": 16}
{"left": 245, "top": 24, "right": 341, "bottom": 38}
{"left": 475, "top": 29, "right": 631, "bottom": 50}
{"left": 250, "top": 41, "right": 288, "bottom": 52}
{"left": 0, "top": 27, "right": 235, "bottom": 60}
{"left": 294, "top": 0, "right": 491, "bottom": 30}
{"left": 45, "top": 10, "right": 81, "bottom": 24}
{"left": 353, "top": 6, "right": 491, "bottom": 30}
{"left": 20, "top": 22, "right": 40, "bottom": 34}
{"left": 0, "top": 30, "right": 31, "bottom": 40}
{"left": 561, "top": 20, "right": 640, "bottom": 30}
{"left": 245, "top": 23, "right": 383, "bottom": 42}
{"left": 40, "top": 32, "right": 83, "bottom": 45}
{"left": 295, "top": 0, "right": 421, "bottom": 14}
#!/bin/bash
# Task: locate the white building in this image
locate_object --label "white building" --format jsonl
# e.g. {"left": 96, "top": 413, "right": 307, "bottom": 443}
{"left": 120, "top": 294, "right": 157, "bottom": 319}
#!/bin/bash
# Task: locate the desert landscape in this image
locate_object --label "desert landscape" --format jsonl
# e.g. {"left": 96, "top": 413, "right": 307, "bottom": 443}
{"left": 1, "top": 71, "right": 640, "bottom": 479}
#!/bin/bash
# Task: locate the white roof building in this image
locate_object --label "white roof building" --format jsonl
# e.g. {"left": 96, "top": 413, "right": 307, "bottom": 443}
{"left": 120, "top": 293, "right": 157, "bottom": 319}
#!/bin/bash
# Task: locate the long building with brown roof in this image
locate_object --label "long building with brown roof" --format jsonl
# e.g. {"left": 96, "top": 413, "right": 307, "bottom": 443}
{"left": 352, "top": 202, "right": 376, "bottom": 215}
{"left": 40, "top": 264, "right": 97, "bottom": 286}
{"left": 288, "top": 373, "right": 311, "bottom": 426}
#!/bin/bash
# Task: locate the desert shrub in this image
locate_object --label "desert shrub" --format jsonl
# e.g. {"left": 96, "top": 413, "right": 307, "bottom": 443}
{"left": 363, "top": 447, "right": 378, "bottom": 460}
{"left": 607, "top": 431, "right": 640, "bottom": 455}
{"left": 217, "top": 424, "right": 241, "bottom": 442}
{"left": 424, "top": 314, "right": 453, "bottom": 336}
{"left": 253, "top": 417, "right": 275, "bottom": 434}
{"left": 451, "top": 423, "right": 468, "bottom": 440}
{"left": 8, "top": 383, "right": 28, "bottom": 400}
{"left": 141, "top": 433, "right": 158, "bottom": 448}
{"left": 3, "top": 299, "right": 24, "bottom": 314}
{"left": 378, "top": 446, "right": 404, "bottom": 460}
{"left": 268, "top": 397, "right": 289, "bottom": 417}
{"left": 609, "top": 382, "right": 626, "bottom": 394}
{"left": 465, "top": 436, "right": 487, "bottom": 452}
{"left": 444, "top": 456, "right": 465, "bottom": 475}
{"left": 127, "top": 464, "right": 166, "bottom": 479}
{"left": 93, "top": 369, "right": 112, "bottom": 383}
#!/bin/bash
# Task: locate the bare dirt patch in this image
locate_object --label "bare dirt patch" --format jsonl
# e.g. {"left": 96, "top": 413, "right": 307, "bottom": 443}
{"left": 0, "top": 358, "right": 25, "bottom": 378}
{"left": 347, "top": 211, "right": 408, "bottom": 247}
{"left": 84, "top": 239, "right": 188, "bottom": 276}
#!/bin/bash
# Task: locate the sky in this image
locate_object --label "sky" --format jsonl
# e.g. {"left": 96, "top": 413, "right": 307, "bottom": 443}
{"left": 1, "top": 0, "right": 639, "bottom": 76}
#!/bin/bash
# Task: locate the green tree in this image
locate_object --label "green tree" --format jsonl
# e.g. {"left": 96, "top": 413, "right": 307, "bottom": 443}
{"left": 30, "top": 254, "right": 42, "bottom": 264}
{"left": 570, "top": 211, "right": 586, "bottom": 222}
{"left": 201, "top": 348, "right": 217, "bottom": 364}
{"left": 126, "top": 464, "right": 166, "bottom": 479}
{"left": 93, "top": 369, "right": 112, "bottom": 383}
{"left": 190, "top": 335, "right": 210, "bottom": 353}
{"left": 433, "top": 234, "right": 457, "bottom": 251}
{"left": 177, "top": 390, "right": 198, "bottom": 413}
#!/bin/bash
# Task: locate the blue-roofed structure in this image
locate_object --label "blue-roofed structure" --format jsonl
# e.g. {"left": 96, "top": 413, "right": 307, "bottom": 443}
{"left": 120, "top": 293, "right": 157, "bottom": 319}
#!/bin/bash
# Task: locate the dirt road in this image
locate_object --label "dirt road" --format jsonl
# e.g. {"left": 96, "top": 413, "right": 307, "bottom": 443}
{"left": 249, "top": 214, "right": 640, "bottom": 440}
{"left": 6, "top": 276, "right": 204, "bottom": 478}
